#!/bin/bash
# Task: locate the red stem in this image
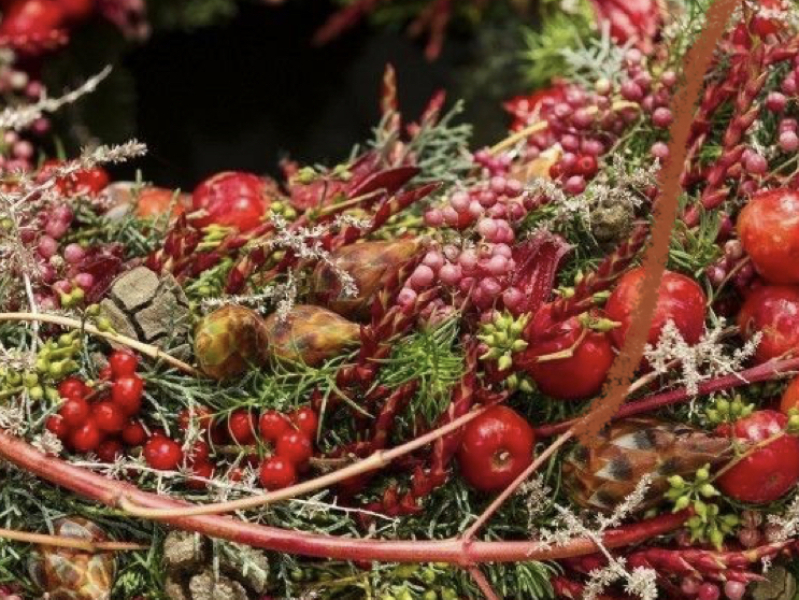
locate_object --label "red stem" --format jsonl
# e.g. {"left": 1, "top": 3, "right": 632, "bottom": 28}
{"left": 535, "top": 355, "right": 799, "bottom": 438}
{"left": 0, "top": 427, "right": 687, "bottom": 564}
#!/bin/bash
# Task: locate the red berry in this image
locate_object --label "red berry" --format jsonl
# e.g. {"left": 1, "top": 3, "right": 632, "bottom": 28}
{"left": 69, "top": 419, "right": 102, "bottom": 453}
{"left": 739, "top": 189, "right": 799, "bottom": 285}
{"left": 121, "top": 420, "right": 147, "bottom": 447}
{"left": 186, "top": 461, "right": 215, "bottom": 490}
{"left": 46, "top": 415, "right": 69, "bottom": 439}
{"left": 191, "top": 171, "right": 271, "bottom": 232}
{"left": 259, "top": 456, "right": 297, "bottom": 490}
{"left": 275, "top": 431, "right": 313, "bottom": 467}
{"left": 606, "top": 267, "right": 706, "bottom": 349}
{"left": 716, "top": 410, "right": 799, "bottom": 504}
{"left": 178, "top": 406, "right": 215, "bottom": 432}
{"left": 92, "top": 401, "right": 125, "bottom": 433}
{"left": 187, "top": 441, "right": 211, "bottom": 465}
{"left": 738, "top": 285, "right": 799, "bottom": 363}
{"left": 59, "top": 397, "right": 90, "bottom": 429}
{"left": 0, "top": 0, "right": 65, "bottom": 41}
{"left": 143, "top": 437, "right": 183, "bottom": 471}
{"left": 108, "top": 350, "right": 139, "bottom": 379}
{"left": 111, "top": 375, "right": 144, "bottom": 416}
{"left": 96, "top": 439, "right": 123, "bottom": 463}
{"left": 57, "top": 376, "right": 88, "bottom": 400}
{"left": 456, "top": 406, "right": 535, "bottom": 492}
{"left": 259, "top": 410, "right": 291, "bottom": 442}
{"left": 290, "top": 407, "right": 319, "bottom": 439}
{"left": 228, "top": 410, "right": 257, "bottom": 445}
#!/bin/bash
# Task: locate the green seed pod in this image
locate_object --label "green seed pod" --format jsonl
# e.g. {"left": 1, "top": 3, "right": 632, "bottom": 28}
{"left": 264, "top": 305, "right": 360, "bottom": 367}
{"left": 310, "top": 240, "right": 421, "bottom": 321}
{"left": 194, "top": 305, "right": 270, "bottom": 380}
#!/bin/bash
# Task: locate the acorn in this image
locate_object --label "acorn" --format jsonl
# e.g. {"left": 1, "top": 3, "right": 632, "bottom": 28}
{"left": 310, "top": 239, "right": 421, "bottom": 320}
{"left": 28, "top": 517, "right": 116, "bottom": 600}
{"left": 194, "top": 305, "right": 270, "bottom": 380}
{"left": 264, "top": 305, "right": 360, "bottom": 367}
{"left": 562, "top": 417, "right": 732, "bottom": 514}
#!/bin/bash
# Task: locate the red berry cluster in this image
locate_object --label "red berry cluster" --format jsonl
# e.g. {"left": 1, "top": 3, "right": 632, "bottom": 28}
{"left": 257, "top": 407, "right": 318, "bottom": 491}
{"left": 46, "top": 351, "right": 145, "bottom": 462}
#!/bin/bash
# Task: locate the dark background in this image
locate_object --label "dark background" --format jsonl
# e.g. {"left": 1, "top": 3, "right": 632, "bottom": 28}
{"left": 44, "top": 1, "right": 527, "bottom": 190}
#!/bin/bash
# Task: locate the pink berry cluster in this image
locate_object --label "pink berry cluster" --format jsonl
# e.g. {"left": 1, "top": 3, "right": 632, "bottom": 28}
{"left": 0, "top": 62, "right": 49, "bottom": 173}
{"left": 679, "top": 577, "right": 746, "bottom": 600}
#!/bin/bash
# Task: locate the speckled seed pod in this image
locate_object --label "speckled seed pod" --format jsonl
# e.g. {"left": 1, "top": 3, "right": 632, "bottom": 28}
{"left": 194, "top": 305, "right": 270, "bottom": 380}
{"left": 562, "top": 417, "right": 732, "bottom": 513}
{"left": 310, "top": 239, "right": 421, "bottom": 320}
{"left": 28, "top": 517, "right": 115, "bottom": 600}
{"left": 264, "top": 305, "right": 360, "bottom": 367}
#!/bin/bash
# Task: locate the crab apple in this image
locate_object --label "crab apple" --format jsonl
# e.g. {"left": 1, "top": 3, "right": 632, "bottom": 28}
{"left": 716, "top": 410, "right": 799, "bottom": 504}
{"left": 228, "top": 410, "right": 257, "bottom": 445}
{"left": 259, "top": 456, "right": 297, "bottom": 490}
{"left": 57, "top": 376, "right": 88, "bottom": 400}
{"left": 520, "top": 308, "right": 615, "bottom": 400}
{"left": 0, "top": 0, "right": 65, "bottom": 41}
{"left": 46, "top": 415, "right": 69, "bottom": 439}
{"left": 187, "top": 441, "right": 211, "bottom": 465}
{"left": 143, "top": 437, "right": 183, "bottom": 471}
{"left": 191, "top": 171, "right": 271, "bottom": 232}
{"left": 738, "top": 285, "right": 799, "bottom": 363}
{"left": 186, "top": 461, "right": 215, "bottom": 490}
{"left": 456, "top": 406, "right": 535, "bottom": 492}
{"left": 738, "top": 189, "right": 799, "bottom": 285}
{"left": 259, "top": 410, "right": 291, "bottom": 442}
{"left": 605, "top": 267, "right": 706, "bottom": 349}
{"left": 276, "top": 431, "right": 313, "bottom": 467}
{"left": 781, "top": 377, "right": 799, "bottom": 414}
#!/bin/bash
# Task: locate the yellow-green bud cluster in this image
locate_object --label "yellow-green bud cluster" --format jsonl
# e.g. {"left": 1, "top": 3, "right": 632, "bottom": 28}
{"left": 59, "top": 286, "right": 86, "bottom": 309}
{"left": 705, "top": 395, "right": 754, "bottom": 426}
{"left": 478, "top": 312, "right": 530, "bottom": 372}
{"left": 665, "top": 464, "right": 738, "bottom": 549}
{"left": 198, "top": 224, "right": 235, "bottom": 250}
{"left": 786, "top": 408, "right": 799, "bottom": 435}
{"left": 269, "top": 200, "right": 298, "bottom": 221}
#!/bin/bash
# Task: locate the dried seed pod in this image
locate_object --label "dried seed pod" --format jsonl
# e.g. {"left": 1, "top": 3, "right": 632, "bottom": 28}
{"left": 562, "top": 417, "right": 732, "bottom": 513}
{"left": 310, "top": 239, "right": 421, "bottom": 320}
{"left": 264, "top": 305, "right": 360, "bottom": 367}
{"left": 28, "top": 517, "right": 116, "bottom": 600}
{"left": 194, "top": 305, "right": 270, "bottom": 380}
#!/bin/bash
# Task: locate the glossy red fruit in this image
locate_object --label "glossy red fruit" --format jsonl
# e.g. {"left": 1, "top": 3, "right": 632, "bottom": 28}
{"left": 108, "top": 350, "right": 139, "bottom": 379}
{"left": 276, "top": 431, "right": 313, "bottom": 467}
{"left": 143, "top": 437, "right": 183, "bottom": 471}
{"left": 111, "top": 375, "right": 144, "bottom": 416}
{"left": 69, "top": 419, "right": 102, "bottom": 453}
{"left": 46, "top": 414, "right": 69, "bottom": 439}
{"left": 92, "top": 401, "right": 125, "bottom": 433}
{"left": 186, "top": 461, "right": 215, "bottom": 490}
{"left": 57, "top": 0, "right": 95, "bottom": 22}
{"left": 738, "top": 189, "right": 799, "bottom": 285}
{"left": 121, "top": 420, "right": 147, "bottom": 447}
{"left": 62, "top": 167, "right": 109, "bottom": 196}
{"left": 228, "top": 410, "right": 257, "bottom": 445}
{"left": 187, "top": 441, "right": 211, "bottom": 465}
{"left": 96, "top": 439, "right": 123, "bottom": 463}
{"left": 456, "top": 406, "right": 535, "bottom": 492}
{"left": 290, "top": 407, "right": 319, "bottom": 439}
{"left": 191, "top": 171, "right": 271, "bottom": 232}
{"left": 738, "top": 285, "right": 799, "bottom": 363}
{"left": 178, "top": 406, "right": 215, "bottom": 433}
{"left": 716, "top": 410, "right": 799, "bottom": 504}
{"left": 135, "top": 187, "right": 189, "bottom": 220}
{"left": 605, "top": 267, "right": 707, "bottom": 348}
{"left": 59, "top": 397, "right": 90, "bottom": 429}
{"left": 0, "top": 0, "right": 65, "bottom": 40}
{"left": 259, "top": 410, "right": 291, "bottom": 442}
{"left": 521, "top": 307, "right": 615, "bottom": 400}
{"left": 57, "top": 376, "right": 88, "bottom": 400}
{"left": 259, "top": 456, "right": 297, "bottom": 490}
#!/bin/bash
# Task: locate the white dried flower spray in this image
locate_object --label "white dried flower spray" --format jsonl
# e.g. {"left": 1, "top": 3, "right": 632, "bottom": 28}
{"left": 644, "top": 319, "right": 760, "bottom": 395}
